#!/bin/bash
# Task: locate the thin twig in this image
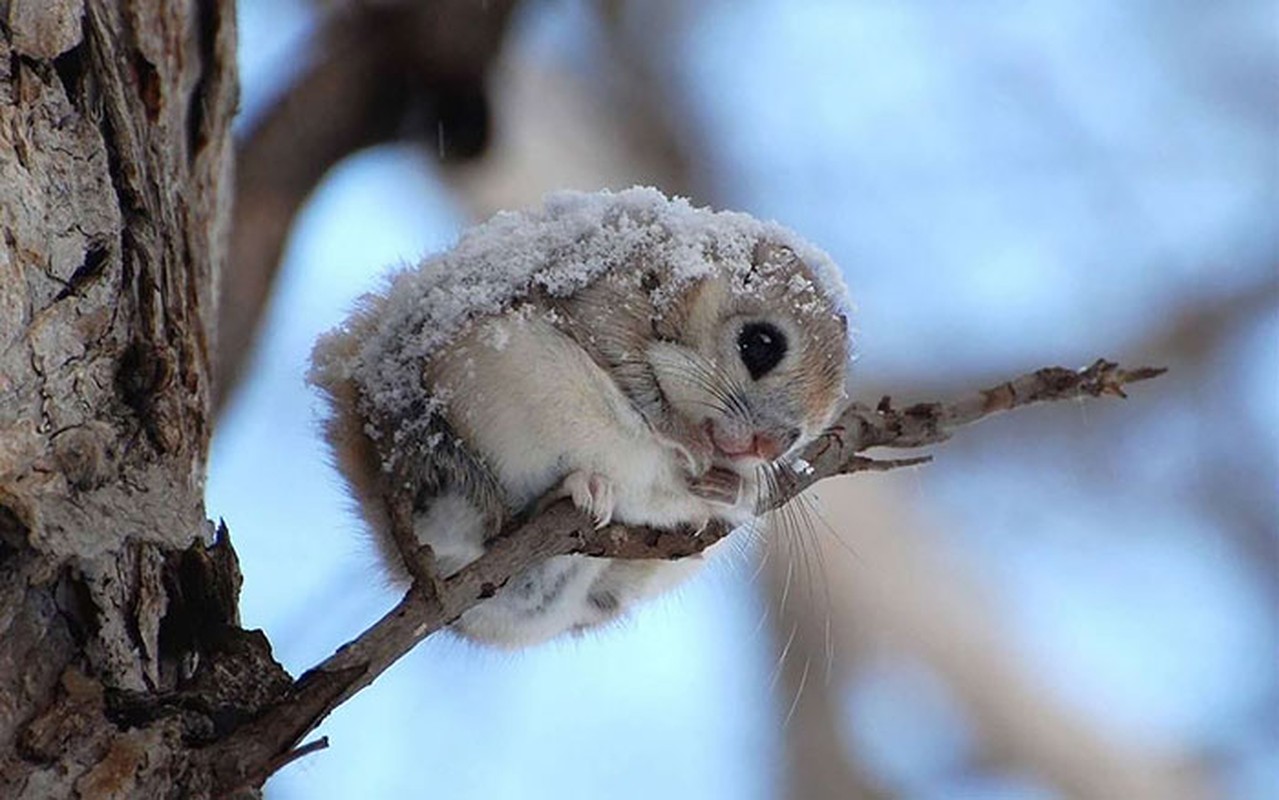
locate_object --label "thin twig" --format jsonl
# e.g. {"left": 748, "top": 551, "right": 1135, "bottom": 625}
{"left": 206, "top": 358, "right": 1164, "bottom": 791}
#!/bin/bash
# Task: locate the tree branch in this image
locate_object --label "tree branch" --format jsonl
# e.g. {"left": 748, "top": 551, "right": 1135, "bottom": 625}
{"left": 204, "top": 357, "right": 1163, "bottom": 791}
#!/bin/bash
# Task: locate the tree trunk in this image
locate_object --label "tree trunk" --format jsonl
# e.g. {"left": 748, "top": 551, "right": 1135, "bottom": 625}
{"left": 0, "top": 2, "right": 283, "bottom": 796}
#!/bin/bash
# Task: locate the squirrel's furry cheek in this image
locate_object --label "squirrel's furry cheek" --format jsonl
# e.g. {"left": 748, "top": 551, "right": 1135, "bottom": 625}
{"left": 645, "top": 340, "right": 718, "bottom": 424}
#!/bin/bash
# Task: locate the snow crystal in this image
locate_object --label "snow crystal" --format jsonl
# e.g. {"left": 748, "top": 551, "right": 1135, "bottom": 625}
{"left": 310, "top": 186, "right": 850, "bottom": 462}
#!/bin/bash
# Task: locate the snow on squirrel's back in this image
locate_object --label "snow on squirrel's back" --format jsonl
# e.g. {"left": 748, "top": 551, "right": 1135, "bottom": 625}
{"left": 310, "top": 186, "right": 848, "bottom": 453}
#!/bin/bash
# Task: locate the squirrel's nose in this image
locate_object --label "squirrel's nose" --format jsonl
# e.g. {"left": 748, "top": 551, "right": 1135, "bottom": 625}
{"left": 751, "top": 433, "right": 782, "bottom": 461}
{"left": 752, "top": 427, "right": 800, "bottom": 461}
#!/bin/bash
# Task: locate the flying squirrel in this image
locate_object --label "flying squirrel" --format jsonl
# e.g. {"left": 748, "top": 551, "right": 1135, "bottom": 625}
{"left": 310, "top": 187, "right": 852, "bottom": 647}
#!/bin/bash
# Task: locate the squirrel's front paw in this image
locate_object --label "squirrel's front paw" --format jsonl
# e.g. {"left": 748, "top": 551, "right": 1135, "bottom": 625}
{"left": 563, "top": 471, "right": 616, "bottom": 528}
{"left": 656, "top": 421, "right": 716, "bottom": 477}
{"left": 688, "top": 466, "right": 742, "bottom": 506}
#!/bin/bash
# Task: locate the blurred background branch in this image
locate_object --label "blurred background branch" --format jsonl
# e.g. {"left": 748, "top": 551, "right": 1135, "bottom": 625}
{"left": 217, "top": 0, "right": 520, "bottom": 414}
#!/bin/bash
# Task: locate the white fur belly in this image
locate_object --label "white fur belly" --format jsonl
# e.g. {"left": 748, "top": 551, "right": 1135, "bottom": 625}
{"left": 452, "top": 547, "right": 718, "bottom": 648}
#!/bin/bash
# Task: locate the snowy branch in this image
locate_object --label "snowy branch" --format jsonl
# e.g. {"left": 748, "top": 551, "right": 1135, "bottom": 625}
{"left": 206, "top": 357, "right": 1164, "bottom": 791}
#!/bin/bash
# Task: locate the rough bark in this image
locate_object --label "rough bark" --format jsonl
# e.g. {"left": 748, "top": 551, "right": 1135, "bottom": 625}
{"left": 0, "top": 2, "right": 279, "bottom": 797}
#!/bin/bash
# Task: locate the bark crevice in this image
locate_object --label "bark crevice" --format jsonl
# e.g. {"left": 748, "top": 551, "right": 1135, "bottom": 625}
{"left": 1, "top": 1, "right": 239, "bottom": 795}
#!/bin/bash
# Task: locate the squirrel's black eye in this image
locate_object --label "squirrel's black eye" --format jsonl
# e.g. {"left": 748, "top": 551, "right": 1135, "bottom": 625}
{"left": 737, "top": 321, "right": 788, "bottom": 380}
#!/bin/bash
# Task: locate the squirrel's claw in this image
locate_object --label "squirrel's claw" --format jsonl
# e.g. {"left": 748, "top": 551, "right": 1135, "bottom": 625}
{"left": 563, "top": 471, "right": 616, "bottom": 528}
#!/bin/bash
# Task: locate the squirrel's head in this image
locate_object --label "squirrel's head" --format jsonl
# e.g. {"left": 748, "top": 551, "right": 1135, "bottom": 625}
{"left": 647, "top": 240, "right": 850, "bottom": 476}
